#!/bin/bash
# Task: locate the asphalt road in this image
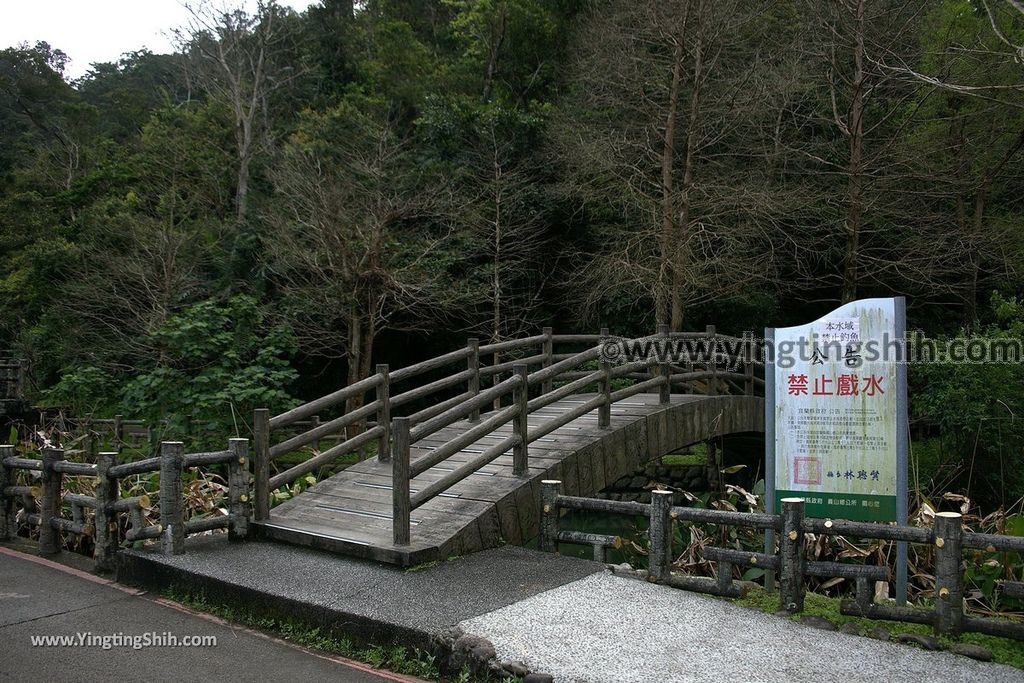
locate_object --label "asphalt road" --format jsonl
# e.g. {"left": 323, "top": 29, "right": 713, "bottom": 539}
{"left": 0, "top": 547, "right": 420, "bottom": 683}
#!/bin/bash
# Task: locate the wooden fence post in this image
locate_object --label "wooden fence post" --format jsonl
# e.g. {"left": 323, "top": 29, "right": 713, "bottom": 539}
{"left": 94, "top": 452, "right": 119, "bottom": 571}
{"left": 467, "top": 339, "right": 480, "bottom": 422}
{"left": 934, "top": 511, "right": 964, "bottom": 636}
{"left": 39, "top": 447, "right": 64, "bottom": 555}
{"left": 392, "top": 417, "right": 411, "bottom": 545}
{"left": 376, "top": 364, "right": 391, "bottom": 460}
{"left": 227, "top": 438, "right": 250, "bottom": 541}
{"left": 0, "top": 444, "right": 13, "bottom": 540}
{"left": 253, "top": 408, "right": 270, "bottom": 521}
{"left": 542, "top": 327, "right": 554, "bottom": 395}
{"left": 649, "top": 490, "right": 674, "bottom": 581}
{"left": 159, "top": 441, "right": 185, "bottom": 555}
{"left": 779, "top": 497, "right": 805, "bottom": 612}
{"left": 705, "top": 324, "right": 718, "bottom": 396}
{"left": 513, "top": 364, "right": 529, "bottom": 476}
{"left": 113, "top": 414, "right": 124, "bottom": 452}
{"left": 540, "top": 480, "right": 562, "bottom": 553}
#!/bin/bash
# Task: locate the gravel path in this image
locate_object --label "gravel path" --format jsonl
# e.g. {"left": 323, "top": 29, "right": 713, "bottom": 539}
{"left": 460, "top": 572, "right": 1024, "bottom": 683}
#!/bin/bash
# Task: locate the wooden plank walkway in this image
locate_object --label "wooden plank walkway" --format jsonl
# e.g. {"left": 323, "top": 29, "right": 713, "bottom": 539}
{"left": 254, "top": 393, "right": 763, "bottom": 565}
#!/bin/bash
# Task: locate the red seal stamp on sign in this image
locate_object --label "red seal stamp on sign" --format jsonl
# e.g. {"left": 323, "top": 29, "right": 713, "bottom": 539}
{"left": 793, "top": 457, "right": 822, "bottom": 485}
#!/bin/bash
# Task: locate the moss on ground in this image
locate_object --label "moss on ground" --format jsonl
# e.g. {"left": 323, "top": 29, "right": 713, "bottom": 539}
{"left": 737, "top": 587, "right": 1024, "bottom": 670}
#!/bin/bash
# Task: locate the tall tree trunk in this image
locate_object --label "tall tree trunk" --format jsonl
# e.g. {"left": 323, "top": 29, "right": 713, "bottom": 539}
{"left": 673, "top": 34, "right": 704, "bottom": 332}
{"left": 482, "top": 3, "right": 507, "bottom": 103}
{"left": 235, "top": 116, "right": 253, "bottom": 222}
{"left": 660, "top": 39, "right": 684, "bottom": 330}
{"left": 841, "top": 0, "right": 866, "bottom": 304}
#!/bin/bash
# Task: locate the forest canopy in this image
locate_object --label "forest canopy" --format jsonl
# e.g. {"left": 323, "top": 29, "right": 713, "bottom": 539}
{"left": 2, "top": 0, "right": 1023, "bottom": 506}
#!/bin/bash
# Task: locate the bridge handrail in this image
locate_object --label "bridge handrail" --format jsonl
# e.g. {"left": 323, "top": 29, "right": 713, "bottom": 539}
{"left": 409, "top": 374, "right": 520, "bottom": 443}
{"left": 251, "top": 325, "right": 765, "bottom": 532}
{"left": 270, "top": 372, "right": 385, "bottom": 430}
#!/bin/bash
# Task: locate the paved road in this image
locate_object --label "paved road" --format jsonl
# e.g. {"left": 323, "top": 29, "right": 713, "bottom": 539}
{"left": 460, "top": 572, "right": 1024, "bottom": 683}
{"left": 0, "top": 548, "right": 419, "bottom": 683}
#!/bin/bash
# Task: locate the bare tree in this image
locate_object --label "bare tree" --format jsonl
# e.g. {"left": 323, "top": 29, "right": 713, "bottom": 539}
{"left": 176, "top": 0, "right": 303, "bottom": 222}
{"left": 552, "top": 0, "right": 795, "bottom": 330}
{"left": 267, "top": 102, "right": 461, "bottom": 411}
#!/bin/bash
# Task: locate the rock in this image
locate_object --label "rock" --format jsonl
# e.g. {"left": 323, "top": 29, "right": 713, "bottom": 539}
{"left": 524, "top": 674, "right": 554, "bottom": 683}
{"left": 630, "top": 476, "right": 647, "bottom": 489}
{"left": 502, "top": 661, "right": 531, "bottom": 676}
{"left": 838, "top": 623, "right": 861, "bottom": 636}
{"left": 451, "top": 633, "right": 497, "bottom": 670}
{"left": 799, "top": 615, "right": 837, "bottom": 631}
{"left": 866, "top": 626, "right": 891, "bottom": 641}
{"left": 897, "top": 633, "right": 943, "bottom": 651}
{"left": 950, "top": 644, "right": 993, "bottom": 661}
{"left": 430, "top": 625, "right": 464, "bottom": 650}
{"left": 774, "top": 609, "right": 794, "bottom": 618}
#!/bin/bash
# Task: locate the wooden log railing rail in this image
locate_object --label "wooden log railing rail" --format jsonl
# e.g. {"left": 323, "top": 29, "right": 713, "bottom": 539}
{"left": 251, "top": 326, "right": 766, "bottom": 538}
{"left": 539, "top": 483, "right": 1024, "bottom": 642}
{"left": 0, "top": 437, "right": 250, "bottom": 567}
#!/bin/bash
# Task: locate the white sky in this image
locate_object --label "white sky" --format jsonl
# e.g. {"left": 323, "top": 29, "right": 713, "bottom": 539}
{"left": 0, "top": 0, "right": 321, "bottom": 80}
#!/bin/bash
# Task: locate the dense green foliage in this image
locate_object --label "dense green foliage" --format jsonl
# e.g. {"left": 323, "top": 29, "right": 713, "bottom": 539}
{"left": 2, "top": 1, "right": 1023, "bottom": 506}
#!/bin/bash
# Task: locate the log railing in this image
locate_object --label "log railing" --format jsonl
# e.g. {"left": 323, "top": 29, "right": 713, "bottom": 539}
{"left": 250, "top": 325, "right": 764, "bottom": 541}
{"left": 540, "top": 484, "right": 1024, "bottom": 641}
{"left": 0, "top": 439, "right": 250, "bottom": 568}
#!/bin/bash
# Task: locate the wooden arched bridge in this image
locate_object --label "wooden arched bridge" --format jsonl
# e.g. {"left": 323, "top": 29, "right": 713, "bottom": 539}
{"left": 251, "top": 327, "right": 765, "bottom": 565}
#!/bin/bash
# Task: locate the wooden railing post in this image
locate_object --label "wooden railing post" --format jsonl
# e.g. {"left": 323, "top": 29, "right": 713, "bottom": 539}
{"left": 253, "top": 408, "right": 270, "bottom": 521}
{"left": 598, "top": 359, "right": 611, "bottom": 428}
{"left": 599, "top": 327, "right": 611, "bottom": 428}
{"left": 934, "top": 511, "right": 964, "bottom": 636}
{"left": 542, "top": 327, "right": 554, "bottom": 395}
{"left": 513, "top": 364, "right": 529, "bottom": 476}
{"left": 227, "top": 438, "right": 250, "bottom": 541}
{"left": 467, "top": 339, "right": 480, "bottom": 422}
{"left": 94, "top": 452, "right": 119, "bottom": 571}
{"left": 311, "top": 415, "right": 321, "bottom": 451}
{"left": 705, "top": 324, "right": 718, "bottom": 396}
{"left": 39, "top": 447, "right": 64, "bottom": 555}
{"left": 743, "top": 332, "right": 755, "bottom": 396}
{"left": 159, "top": 441, "right": 185, "bottom": 555}
{"left": 540, "top": 479, "right": 562, "bottom": 553}
{"left": 649, "top": 490, "right": 674, "bottom": 581}
{"left": 658, "top": 323, "right": 671, "bottom": 404}
{"left": 0, "top": 444, "right": 14, "bottom": 540}
{"left": 376, "top": 364, "right": 391, "bottom": 460}
{"left": 392, "top": 417, "right": 411, "bottom": 545}
{"left": 779, "top": 497, "right": 805, "bottom": 612}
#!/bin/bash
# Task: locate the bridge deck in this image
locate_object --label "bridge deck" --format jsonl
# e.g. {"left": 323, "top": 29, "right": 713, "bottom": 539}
{"left": 254, "top": 392, "right": 763, "bottom": 565}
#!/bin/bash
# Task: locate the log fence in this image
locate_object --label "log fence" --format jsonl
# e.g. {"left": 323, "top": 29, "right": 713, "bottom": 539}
{"left": 0, "top": 437, "right": 250, "bottom": 568}
{"left": 540, "top": 483, "right": 1024, "bottom": 640}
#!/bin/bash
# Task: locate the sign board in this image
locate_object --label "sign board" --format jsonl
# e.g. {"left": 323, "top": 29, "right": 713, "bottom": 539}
{"left": 766, "top": 298, "right": 907, "bottom": 523}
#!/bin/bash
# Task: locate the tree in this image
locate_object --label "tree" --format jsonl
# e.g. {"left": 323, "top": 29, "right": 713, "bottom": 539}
{"left": 267, "top": 98, "right": 461, "bottom": 408}
{"left": 177, "top": 0, "right": 304, "bottom": 222}
{"left": 553, "top": 0, "right": 794, "bottom": 330}
{"left": 894, "top": 0, "right": 1024, "bottom": 322}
